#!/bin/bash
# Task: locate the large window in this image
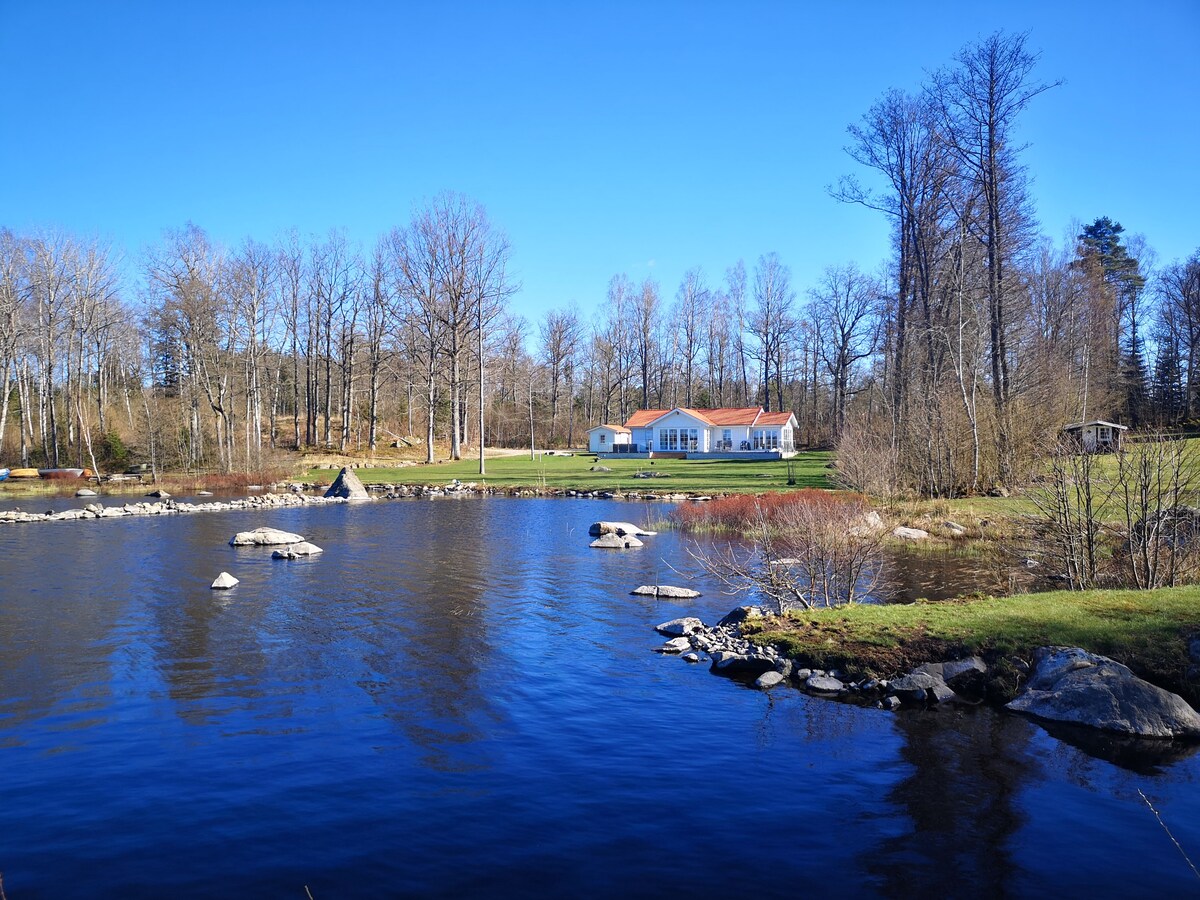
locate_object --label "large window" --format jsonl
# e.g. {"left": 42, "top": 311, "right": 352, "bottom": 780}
{"left": 753, "top": 430, "right": 780, "bottom": 450}
{"left": 658, "top": 427, "right": 699, "bottom": 451}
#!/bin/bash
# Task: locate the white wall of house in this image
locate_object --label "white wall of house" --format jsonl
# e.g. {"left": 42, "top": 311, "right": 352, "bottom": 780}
{"left": 650, "top": 410, "right": 711, "bottom": 452}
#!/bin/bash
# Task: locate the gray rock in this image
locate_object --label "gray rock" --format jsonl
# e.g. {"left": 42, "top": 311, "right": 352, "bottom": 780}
{"left": 590, "top": 465, "right": 612, "bottom": 472}
{"left": 805, "top": 674, "right": 845, "bottom": 693}
{"left": 589, "top": 533, "right": 644, "bottom": 549}
{"left": 892, "top": 526, "right": 930, "bottom": 541}
{"left": 881, "top": 695, "right": 902, "bottom": 711}
{"left": 943, "top": 520, "right": 967, "bottom": 536}
{"left": 914, "top": 656, "right": 987, "bottom": 684}
{"left": 795, "top": 668, "right": 812, "bottom": 681}
{"left": 756, "top": 671, "right": 786, "bottom": 689}
{"left": 230, "top": 526, "right": 306, "bottom": 546}
{"left": 631, "top": 584, "right": 701, "bottom": 599}
{"left": 682, "top": 652, "right": 701, "bottom": 663}
{"left": 1007, "top": 646, "right": 1200, "bottom": 739}
{"left": 656, "top": 637, "right": 693, "bottom": 654}
{"left": 210, "top": 572, "right": 239, "bottom": 589}
{"left": 75, "top": 488, "right": 97, "bottom": 497}
{"left": 588, "top": 521, "right": 656, "bottom": 537}
{"left": 889, "top": 671, "right": 943, "bottom": 704}
{"left": 654, "top": 617, "right": 704, "bottom": 637}
{"left": 324, "top": 467, "right": 371, "bottom": 501}
{"left": 272, "top": 541, "right": 324, "bottom": 559}
{"left": 146, "top": 489, "right": 170, "bottom": 498}
{"left": 716, "top": 605, "right": 765, "bottom": 628}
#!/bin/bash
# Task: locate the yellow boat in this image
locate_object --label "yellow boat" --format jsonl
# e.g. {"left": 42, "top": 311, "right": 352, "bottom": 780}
{"left": 7, "top": 468, "right": 41, "bottom": 478}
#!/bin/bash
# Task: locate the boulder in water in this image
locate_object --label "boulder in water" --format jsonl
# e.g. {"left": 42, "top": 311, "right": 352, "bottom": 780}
{"left": 272, "top": 541, "right": 324, "bottom": 559}
{"left": 631, "top": 585, "right": 701, "bottom": 599}
{"left": 211, "top": 572, "right": 239, "bottom": 589}
{"left": 590, "top": 533, "right": 643, "bottom": 549}
{"left": 1007, "top": 646, "right": 1200, "bottom": 739}
{"left": 324, "top": 467, "right": 371, "bottom": 501}
{"left": 229, "top": 527, "right": 305, "bottom": 547}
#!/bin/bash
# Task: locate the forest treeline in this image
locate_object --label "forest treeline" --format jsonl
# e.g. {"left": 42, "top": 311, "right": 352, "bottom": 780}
{"left": 1, "top": 31, "right": 1197, "bottom": 496}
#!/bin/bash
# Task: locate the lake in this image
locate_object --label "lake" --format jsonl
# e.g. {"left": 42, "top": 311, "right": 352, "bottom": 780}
{"left": 0, "top": 496, "right": 1197, "bottom": 897}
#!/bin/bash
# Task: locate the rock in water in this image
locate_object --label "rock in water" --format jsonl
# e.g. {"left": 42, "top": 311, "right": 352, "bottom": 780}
{"left": 631, "top": 585, "right": 701, "bottom": 599}
{"left": 324, "top": 467, "right": 371, "bottom": 501}
{"left": 211, "top": 572, "right": 239, "bottom": 589}
{"left": 229, "top": 527, "right": 306, "bottom": 546}
{"left": 654, "top": 617, "right": 704, "bottom": 636}
{"left": 590, "top": 533, "right": 644, "bottom": 549}
{"left": 1007, "top": 646, "right": 1200, "bottom": 739}
{"left": 75, "top": 488, "right": 97, "bottom": 497}
{"left": 272, "top": 541, "right": 324, "bottom": 559}
{"left": 589, "top": 521, "right": 656, "bottom": 537}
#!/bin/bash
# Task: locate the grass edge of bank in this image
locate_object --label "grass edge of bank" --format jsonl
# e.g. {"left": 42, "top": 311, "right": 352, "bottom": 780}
{"left": 743, "top": 586, "right": 1200, "bottom": 706}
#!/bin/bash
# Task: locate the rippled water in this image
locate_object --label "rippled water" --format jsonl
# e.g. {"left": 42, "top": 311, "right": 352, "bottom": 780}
{"left": 1, "top": 497, "right": 1198, "bottom": 897}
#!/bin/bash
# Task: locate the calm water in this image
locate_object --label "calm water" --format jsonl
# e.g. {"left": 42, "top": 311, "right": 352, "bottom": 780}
{"left": 0, "top": 497, "right": 1198, "bottom": 898}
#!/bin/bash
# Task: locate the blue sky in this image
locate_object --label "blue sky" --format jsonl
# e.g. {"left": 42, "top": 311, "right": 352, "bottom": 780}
{"left": 1, "top": 1, "right": 1197, "bottom": 322}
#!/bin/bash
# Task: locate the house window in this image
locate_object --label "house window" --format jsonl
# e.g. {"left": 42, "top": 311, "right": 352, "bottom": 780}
{"left": 658, "top": 427, "right": 698, "bottom": 451}
{"left": 753, "top": 430, "right": 780, "bottom": 450}
{"left": 600, "top": 434, "right": 607, "bottom": 445}
{"left": 722, "top": 429, "right": 732, "bottom": 450}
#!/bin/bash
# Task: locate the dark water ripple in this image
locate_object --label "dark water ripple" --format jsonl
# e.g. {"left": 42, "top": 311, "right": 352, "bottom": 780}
{"left": 0, "top": 497, "right": 1198, "bottom": 898}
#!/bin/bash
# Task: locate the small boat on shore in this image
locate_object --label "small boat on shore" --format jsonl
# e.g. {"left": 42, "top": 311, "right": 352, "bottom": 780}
{"left": 0, "top": 468, "right": 8, "bottom": 482}
{"left": 7, "top": 467, "right": 41, "bottom": 479}
{"left": 38, "top": 468, "right": 86, "bottom": 480}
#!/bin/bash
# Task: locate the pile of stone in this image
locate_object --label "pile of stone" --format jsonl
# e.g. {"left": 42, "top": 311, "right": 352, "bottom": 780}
{"left": 0, "top": 492, "right": 348, "bottom": 525}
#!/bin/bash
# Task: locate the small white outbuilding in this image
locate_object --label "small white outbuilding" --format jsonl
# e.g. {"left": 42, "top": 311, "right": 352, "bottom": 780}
{"left": 1063, "top": 420, "right": 1128, "bottom": 453}
{"left": 587, "top": 424, "right": 632, "bottom": 454}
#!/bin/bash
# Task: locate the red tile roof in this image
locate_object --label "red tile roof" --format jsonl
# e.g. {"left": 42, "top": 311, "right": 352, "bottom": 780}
{"left": 622, "top": 406, "right": 795, "bottom": 428}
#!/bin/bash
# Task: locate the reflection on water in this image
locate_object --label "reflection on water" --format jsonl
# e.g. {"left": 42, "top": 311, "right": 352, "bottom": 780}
{"left": 0, "top": 498, "right": 1198, "bottom": 897}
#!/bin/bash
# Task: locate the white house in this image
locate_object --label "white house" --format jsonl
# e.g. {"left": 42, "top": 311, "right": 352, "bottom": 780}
{"left": 586, "top": 424, "right": 632, "bottom": 454}
{"left": 596, "top": 407, "right": 799, "bottom": 459}
{"left": 1063, "top": 420, "right": 1128, "bottom": 453}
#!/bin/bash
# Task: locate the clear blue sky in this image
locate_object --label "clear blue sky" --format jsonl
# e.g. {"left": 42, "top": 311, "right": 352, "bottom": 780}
{"left": 2, "top": 1, "right": 1197, "bottom": 322}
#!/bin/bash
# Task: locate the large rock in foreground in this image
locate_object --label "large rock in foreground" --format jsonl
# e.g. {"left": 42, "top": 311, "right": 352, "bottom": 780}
{"left": 230, "top": 526, "right": 306, "bottom": 547}
{"left": 324, "top": 467, "right": 371, "bottom": 501}
{"left": 1007, "top": 646, "right": 1200, "bottom": 739}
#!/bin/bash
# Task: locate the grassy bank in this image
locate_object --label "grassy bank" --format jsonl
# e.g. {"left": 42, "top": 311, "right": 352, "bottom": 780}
{"left": 745, "top": 586, "right": 1200, "bottom": 704}
{"left": 306, "top": 451, "right": 835, "bottom": 493}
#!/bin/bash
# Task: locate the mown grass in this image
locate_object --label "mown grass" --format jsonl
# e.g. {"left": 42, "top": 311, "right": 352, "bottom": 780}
{"left": 306, "top": 451, "right": 835, "bottom": 493}
{"left": 747, "top": 586, "right": 1200, "bottom": 703}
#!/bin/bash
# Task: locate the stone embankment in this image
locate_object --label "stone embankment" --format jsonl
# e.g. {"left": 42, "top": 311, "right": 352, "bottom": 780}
{"left": 655, "top": 607, "right": 1200, "bottom": 739}
{"left": 0, "top": 491, "right": 348, "bottom": 525}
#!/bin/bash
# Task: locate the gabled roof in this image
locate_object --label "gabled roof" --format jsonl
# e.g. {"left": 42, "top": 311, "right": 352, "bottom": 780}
{"left": 756, "top": 411, "right": 797, "bottom": 426}
{"left": 623, "top": 406, "right": 797, "bottom": 428}
{"left": 587, "top": 424, "right": 631, "bottom": 434}
{"left": 623, "top": 409, "right": 670, "bottom": 428}
{"left": 1063, "top": 420, "right": 1129, "bottom": 431}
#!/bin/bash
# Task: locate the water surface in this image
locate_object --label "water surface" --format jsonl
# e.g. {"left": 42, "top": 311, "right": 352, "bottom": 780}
{"left": 0, "top": 498, "right": 1197, "bottom": 897}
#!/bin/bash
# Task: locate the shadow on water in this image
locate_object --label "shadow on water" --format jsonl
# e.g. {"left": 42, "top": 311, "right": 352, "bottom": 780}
{"left": 866, "top": 708, "right": 1038, "bottom": 897}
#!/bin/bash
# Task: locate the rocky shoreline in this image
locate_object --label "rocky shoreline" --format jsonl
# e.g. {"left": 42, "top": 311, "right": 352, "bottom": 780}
{"left": 655, "top": 605, "right": 1200, "bottom": 741}
{"left": 0, "top": 491, "right": 350, "bottom": 524}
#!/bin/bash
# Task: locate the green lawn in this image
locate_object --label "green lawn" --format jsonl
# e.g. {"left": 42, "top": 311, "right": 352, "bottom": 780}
{"left": 307, "top": 450, "right": 835, "bottom": 493}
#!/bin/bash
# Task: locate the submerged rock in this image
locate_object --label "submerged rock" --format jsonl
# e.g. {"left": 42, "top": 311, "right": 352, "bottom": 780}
{"left": 324, "top": 467, "right": 371, "bottom": 501}
{"left": 229, "top": 526, "right": 306, "bottom": 547}
{"left": 1007, "top": 647, "right": 1200, "bottom": 739}
{"left": 756, "top": 671, "right": 786, "bottom": 689}
{"left": 211, "top": 572, "right": 239, "bottom": 589}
